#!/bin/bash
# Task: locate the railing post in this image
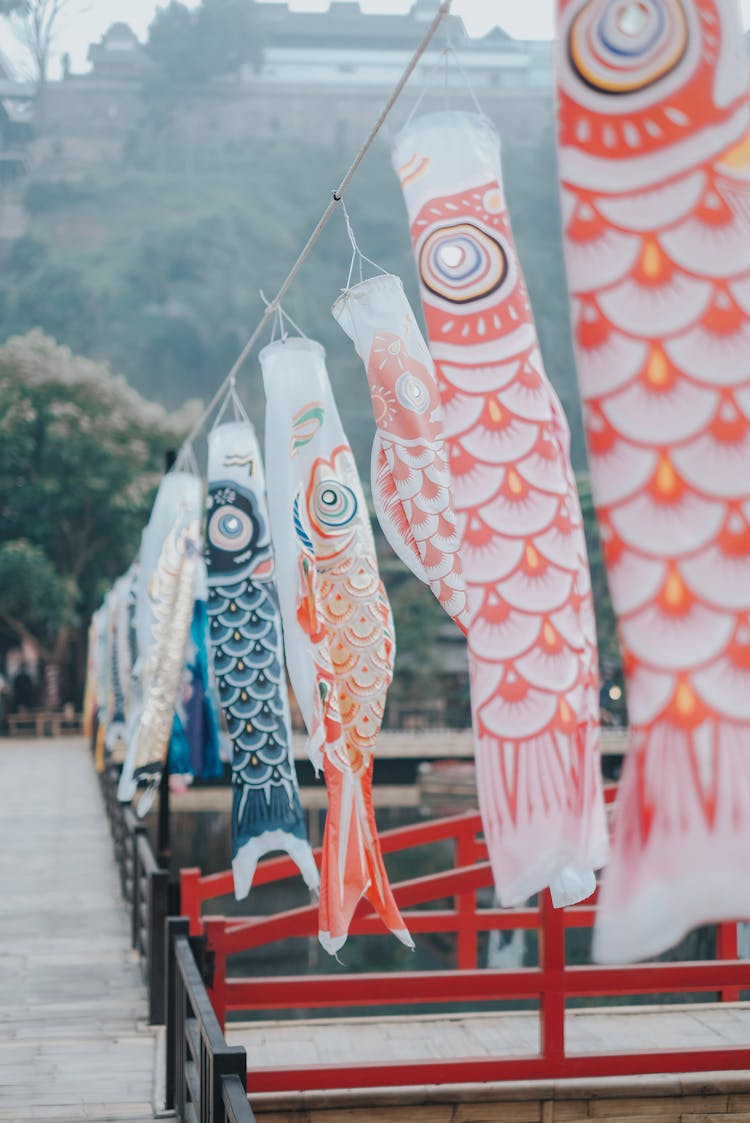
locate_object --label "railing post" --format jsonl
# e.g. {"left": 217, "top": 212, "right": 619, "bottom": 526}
{"left": 717, "top": 921, "right": 741, "bottom": 1003}
{"left": 204, "top": 917, "right": 228, "bottom": 1032}
{"left": 539, "top": 889, "right": 566, "bottom": 1073}
{"left": 148, "top": 866, "right": 170, "bottom": 1025}
{"left": 131, "top": 821, "right": 147, "bottom": 950}
{"left": 181, "top": 867, "right": 203, "bottom": 937}
{"left": 165, "top": 916, "right": 190, "bottom": 1111}
{"left": 455, "top": 823, "right": 478, "bottom": 970}
{"left": 210, "top": 1044, "right": 248, "bottom": 1123}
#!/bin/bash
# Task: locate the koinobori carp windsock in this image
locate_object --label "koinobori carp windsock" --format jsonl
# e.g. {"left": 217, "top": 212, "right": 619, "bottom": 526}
{"left": 118, "top": 471, "right": 203, "bottom": 804}
{"left": 262, "top": 337, "right": 413, "bottom": 955}
{"left": 205, "top": 420, "right": 318, "bottom": 899}
{"left": 556, "top": 0, "right": 750, "bottom": 960}
{"left": 332, "top": 272, "right": 467, "bottom": 631}
{"left": 393, "top": 110, "right": 608, "bottom": 908}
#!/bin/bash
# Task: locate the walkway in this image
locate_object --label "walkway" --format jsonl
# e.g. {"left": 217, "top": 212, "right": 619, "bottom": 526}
{"left": 0, "top": 738, "right": 156, "bottom": 1122}
{"left": 230, "top": 1003, "right": 750, "bottom": 1070}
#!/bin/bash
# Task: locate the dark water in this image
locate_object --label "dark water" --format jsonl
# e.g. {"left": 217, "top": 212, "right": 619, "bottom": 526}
{"left": 149, "top": 791, "right": 739, "bottom": 1022}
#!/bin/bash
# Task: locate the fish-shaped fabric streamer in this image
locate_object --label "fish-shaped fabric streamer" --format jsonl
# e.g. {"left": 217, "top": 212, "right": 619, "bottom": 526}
{"left": 82, "top": 614, "right": 99, "bottom": 742}
{"left": 393, "top": 111, "right": 607, "bottom": 907}
{"left": 262, "top": 337, "right": 413, "bottom": 954}
{"left": 118, "top": 471, "right": 203, "bottom": 804}
{"left": 104, "top": 574, "right": 130, "bottom": 755}
{"left": 205, "top": 421, "right": 318, "bottom": 899}
{"left": 168, "top": 591, "right": 223, "bottom": 786}
{"left": 332, "top": 273, "right": 467, "bottom": 630}
{"left": 556, "top": 0, "right": 750, "bottom": 959}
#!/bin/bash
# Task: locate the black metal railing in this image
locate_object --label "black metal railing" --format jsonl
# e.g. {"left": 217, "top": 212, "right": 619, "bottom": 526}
{"left": 166, "top": 918, "right": 254, "bottom": 1123}
{"left": 97, "top": 754, "right": 255, "bottom": 1122}
{"left": 98, "top": 761, "right": 170, "bottom": 1025}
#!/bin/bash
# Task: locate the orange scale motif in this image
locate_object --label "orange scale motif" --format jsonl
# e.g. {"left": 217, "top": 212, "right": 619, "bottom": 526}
{"left": 576, "top": 297, "right": 613, "bottom": 350}
{"left": 342, "top": 623, "right": 382, "bottom": 655}
{"left": 516, "top": 433, "right": 572, "bottom": 497}
{"left": 557, "top": 0, "right": 750, "bottom": 962}
{"left": 701, "top": 287, "right": 747, "bottom": 337}
{"left": 564, "top": 210, "right": 643, "bottom": 292}
{"left": 262, "top": 340, "right": 412, "bottom": 959}
{"left": 328, "top": 644, "right": 358, "bottom": 677}
{"left": 394, "top": 109, "right": 605, "bottom": 909}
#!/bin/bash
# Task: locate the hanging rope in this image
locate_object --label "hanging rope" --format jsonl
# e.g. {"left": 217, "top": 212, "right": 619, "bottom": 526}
{"left": 173, "top": 0, "right": 453, "bottom": 463}
{"left": 405, "top": 39, "right": 485, "bottom": 129}
{"left": 341, "top": 199, "right": 389, "bottom": 292}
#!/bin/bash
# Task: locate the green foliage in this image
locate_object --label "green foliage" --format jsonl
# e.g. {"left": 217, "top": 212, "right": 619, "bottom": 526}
{"left": 381, "top": 557, "right": 446, "bottom": 702}
{"left": 0, "top": 331, "right": 196, "bottom": 663}
{"left": 145, "top": 0, "right": 261, "bottom": 84}
{"left": 7, "top": 263, "right": 99, "bottom": 353}
{"left": 0, "top": 539, "right": 74, "bottom": 652}
{"left": 24, "top": 177, "right": 97, "bottom": 214}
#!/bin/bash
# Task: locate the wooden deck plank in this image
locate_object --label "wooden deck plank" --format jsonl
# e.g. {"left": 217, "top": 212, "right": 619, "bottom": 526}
{"left": 227, "top": 1003, "right": 750, "bottom": 1072}
{"left": 0, "top": 738, "right": 155, "bottom": 1122}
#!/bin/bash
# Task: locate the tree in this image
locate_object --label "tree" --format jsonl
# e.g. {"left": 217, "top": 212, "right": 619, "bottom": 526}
{"left": 145, "top": 0, "right": 261, "bottom": 84}
{"left": 6, "top": 0, "right": 72, "bottom": 89}
{"left": 0, "top": 330, "right": 199, "bottom": 698}
{"left": 0, "top": 539, "right": 75, "bottom": 658}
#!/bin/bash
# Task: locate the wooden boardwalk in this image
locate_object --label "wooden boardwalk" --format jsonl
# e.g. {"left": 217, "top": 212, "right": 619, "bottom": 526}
{"left": 229, "top": 1003, "right": 750, "bottom": 1072}
{"left": 0, "top": 738, "right": 156, "bottom": 1122}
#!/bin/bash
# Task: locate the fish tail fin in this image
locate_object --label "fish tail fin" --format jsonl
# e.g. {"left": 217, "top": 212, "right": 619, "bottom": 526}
{"left": 594, "top": 717, "right": 750, "bottom": 963}
{"left": 318, "top": 754, "right": 413, "bottom": 955}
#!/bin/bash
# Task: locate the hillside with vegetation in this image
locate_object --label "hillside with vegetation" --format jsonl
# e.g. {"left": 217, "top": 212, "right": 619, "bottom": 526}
{"left": 0, "top": 78, "right": 583, "bottom": 470}
{"left": 0, "top": 5, "right": 623, "bottom": 702}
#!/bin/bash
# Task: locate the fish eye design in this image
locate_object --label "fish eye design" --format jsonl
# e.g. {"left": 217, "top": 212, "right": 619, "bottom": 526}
{"left": 396, "top": 372, "right": 430, "bottom": 414}
{"left": 313, "top": 479, "right": 357, "bottom": 530}
{"left": 208, "top": 504, "right": 254, "bottom": 553}
{"left": 568, "top": 0, "right": 688, "bottom": 96}
{"left": 419, "top": 221, "right": 508, "bottom": 305}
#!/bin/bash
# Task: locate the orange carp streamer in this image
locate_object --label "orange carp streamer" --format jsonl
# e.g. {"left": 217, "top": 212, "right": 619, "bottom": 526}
{"left": 393, "top": 112, "right": 607, "bottom": 908}
{"left": 262, "top": 338, "right": 413, "bottom": 955}
{"left": 556, "top": 0, "right": 750, "bottom": 959}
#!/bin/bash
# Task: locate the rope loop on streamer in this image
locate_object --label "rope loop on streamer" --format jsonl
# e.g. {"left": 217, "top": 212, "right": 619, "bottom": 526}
{"left": 173, "top": 440, "right": 200, "bottom": 476}
{"left": 405, "top": 38, "right": 484, "bottom": 128}
{"left": 261, "top": 290, "right": 307, "bottom": 343}
{"left": 210, "top": 375, "right": 251, "bottom": 430}
{"left": 340, "top": 199, "right": 389, "bottom": 292}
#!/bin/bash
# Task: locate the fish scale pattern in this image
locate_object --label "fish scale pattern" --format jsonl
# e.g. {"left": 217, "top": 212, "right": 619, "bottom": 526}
{"left": 205, "top": 421, "right": 317, "bottom": 901}
{"left": 393, "top": 111, "right": 607, "bottom": 909}
{"left": 332, "top": 275, "right": 467, "bottom": 630}
{"left": 556, "top": 0, "right": 750, "bottom": 960}
{"left": 208, "top": 579, "right": 304, "bottom": 838}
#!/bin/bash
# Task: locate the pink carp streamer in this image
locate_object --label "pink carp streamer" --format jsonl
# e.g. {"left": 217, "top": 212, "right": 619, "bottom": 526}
{"left": 393, "top": 111, "right": 607, "bottom": 907}
{"left": 262, "top": 338, "right": 413, "bottom": 955}
{"left": 557, "top": 0, "right": 750, "bottom": 959}
{"left": 332, "top": 273, "right": 467, "bottom": 630}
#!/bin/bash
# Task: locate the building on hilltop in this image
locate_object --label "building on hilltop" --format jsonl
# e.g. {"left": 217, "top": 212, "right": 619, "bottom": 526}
{"left": 86, "top": 22, "right": 153, "bottom": 81}
{"left": 252, "top": 0, "right": 552, "bottom": 92}
{"left": 27, "top": 3, "right": 555, "bottom": 175}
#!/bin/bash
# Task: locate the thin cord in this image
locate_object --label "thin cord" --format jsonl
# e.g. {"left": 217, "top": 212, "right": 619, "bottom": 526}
{"left": 341, "top": 199, "right": 388, "bottom": 291}
{"left": 174, "top": 0, "right": 453, "bottom": 461}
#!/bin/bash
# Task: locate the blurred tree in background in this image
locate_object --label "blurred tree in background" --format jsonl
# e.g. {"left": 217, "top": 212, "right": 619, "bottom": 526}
{"left": 2, "top": 0, "right": 73, "bottom": 89}
{"left": 146, "top": 0, "right": 261, "bottom": 84}
{"left": 0, "top": 331, "right": 198, "bottom": 700}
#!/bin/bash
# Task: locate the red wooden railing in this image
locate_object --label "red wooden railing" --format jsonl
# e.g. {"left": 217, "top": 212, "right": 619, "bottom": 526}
{"left": 180, "top": 795, "right": 750, "bottom": 1093}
